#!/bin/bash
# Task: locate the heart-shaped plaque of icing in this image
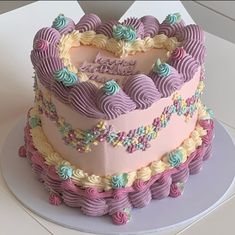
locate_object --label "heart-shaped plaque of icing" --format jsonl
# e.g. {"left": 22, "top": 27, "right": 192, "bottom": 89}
{"left": 31, "top": 13, "right": 205, "bottom": 120}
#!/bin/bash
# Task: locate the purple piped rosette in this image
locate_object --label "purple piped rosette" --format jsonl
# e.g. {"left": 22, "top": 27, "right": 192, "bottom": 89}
{"left": 149, "top": 59, "right": 184, "bottom": 97}
{"left": 31, "top": 12, "right": 206, "bottom": 120}
{"left": 159, "top": 13, "right": 185, "bottom": 37}
{"left": 21, "top": 111, "right": 214, "bottom": 225}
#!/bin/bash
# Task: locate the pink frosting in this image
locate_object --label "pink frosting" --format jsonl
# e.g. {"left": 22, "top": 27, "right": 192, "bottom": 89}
{"left": 169, "top": 183, "right": 182, "bottom": 197}
{"left": 69, "top": 82, "right": 104, "bottom": 119}
{"left": 170, "top": 54, "right": 199, "bottom": 82}
{"left": 112, "top": 211, "right": 129, "bottom": 225}
{"left": 18, "top": 145, "right": 26, "bottom": 158}
{"left": 122, "top": 17, "right": 144, "bottom": 39}
{"left": 96, "top": 20, "right": 119, "bottom": 38}
{"left": 75, "top": 13, "right": 101, "bottom": 32}
{"left": 182, "top": 39, "right": 206, "bottom": 64}
{"left": 176, "top": 24, "right": 205, "bottom": 43}
{"left": 85, "top": 187, "right": 99, "bottom": 199}
{"left": 33, "top": 27, "right": 61, "bottom": 45}
{"left": 49, "top": 193, "right": 63, "bottom": 205}
{"left": 159, "top": 20, "right": 185, "bottom": 37}
{"left": 124, "top": 74, "right": 162, "bottom": 109}
{"left": 140, "top": 15, "right": 159, "bottom": 37}
{"left": 171, "top": 47, "right": 186, "bottom": 61}
{"left": 149, "top": 66, "right": 184, "bottom": 97}
{"left": 33, "top": 39, "right": 49, "bottom": 51}
{"left": 96, "top": 88, "right": 137, "bottom": 119}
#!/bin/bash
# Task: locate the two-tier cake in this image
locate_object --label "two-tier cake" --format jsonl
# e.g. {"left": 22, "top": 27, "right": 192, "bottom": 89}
{"left": 19, "top": 13, "right": 214, "bottom": 225}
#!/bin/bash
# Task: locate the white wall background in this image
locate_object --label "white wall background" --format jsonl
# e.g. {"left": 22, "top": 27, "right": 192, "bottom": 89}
{"left": 1, "top": 1, "right": 235, "bottom": 44}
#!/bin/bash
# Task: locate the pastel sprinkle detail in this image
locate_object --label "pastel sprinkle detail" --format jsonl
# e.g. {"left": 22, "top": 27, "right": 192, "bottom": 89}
{"left": 35, "top": 81, "right": 203, "bottom": 153}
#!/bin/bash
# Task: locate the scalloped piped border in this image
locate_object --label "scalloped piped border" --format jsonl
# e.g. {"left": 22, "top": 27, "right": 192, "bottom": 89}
{"left": 23, "top": 102, "right": 212, "bottom": 192}
{"left": 31, "top": 14, "right": 205, "bottom": 120}
{"left": 21, "top": 108, "right": 214, "bottom": 224}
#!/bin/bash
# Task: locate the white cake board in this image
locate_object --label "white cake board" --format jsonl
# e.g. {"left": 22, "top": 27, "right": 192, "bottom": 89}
{"left": 0, "top": 118, "right": 235, "bottom": 235}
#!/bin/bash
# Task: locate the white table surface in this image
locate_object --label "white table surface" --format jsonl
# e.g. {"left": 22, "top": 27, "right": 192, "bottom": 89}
{"left": 0, "top": 1, "right": 235, "bottom": 235}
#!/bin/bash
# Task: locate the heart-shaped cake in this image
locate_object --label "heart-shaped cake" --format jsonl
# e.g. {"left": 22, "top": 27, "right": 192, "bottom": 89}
{"left": 19, "top": 13, "right": 214, "bottom": 225}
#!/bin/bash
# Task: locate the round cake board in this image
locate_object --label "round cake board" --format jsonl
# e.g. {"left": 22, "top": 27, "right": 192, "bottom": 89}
{"left": 0, "top": 118, "right": 235, "bottom": 235}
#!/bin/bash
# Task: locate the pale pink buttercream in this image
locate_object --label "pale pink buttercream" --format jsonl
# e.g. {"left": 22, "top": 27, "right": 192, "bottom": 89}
{"left": 38, "top": 68, "right": 200, "bottom": 175}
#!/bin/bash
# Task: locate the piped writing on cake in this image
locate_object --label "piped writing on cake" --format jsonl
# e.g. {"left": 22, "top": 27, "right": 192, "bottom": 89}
{"left": 79, "top": 53, "right": 138, "bottom": 86}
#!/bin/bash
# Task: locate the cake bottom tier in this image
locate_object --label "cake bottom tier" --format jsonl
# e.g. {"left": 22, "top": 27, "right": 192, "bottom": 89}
{"left": 19, "top": 109, "right": 214, "bottom": 225}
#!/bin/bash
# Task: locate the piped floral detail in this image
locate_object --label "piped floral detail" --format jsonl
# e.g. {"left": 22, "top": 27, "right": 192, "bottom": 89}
{"left": 165, "top": 13, "right": 181, "bottom": 25}
{"left": 29, "top": 116, "right": 41, "bottom": 128}
{"left": 167, "top": 149, "right": 183, "bottom": 167}
{"left": 35, "top": 81, "right": 203, "bottom": 153}
{"left": 153, "top": 59, "right": 171, "bottom": 77}
{"left": 54, "top": 68, "right": 78, "bottom": 87}
{"left": 111, "top": 173, "right": 128, "bottom": 189}
{"left": 58, "top": 165, "right": 73, "bottom": 180}
{"left": 52, "top": 14, "right": 68, "bottom": 30}
{"left": 112, "top": 24, "right": 137, "bottom": 42}
{"left": 103, "top": 80, "right": 120, "bottom": 96}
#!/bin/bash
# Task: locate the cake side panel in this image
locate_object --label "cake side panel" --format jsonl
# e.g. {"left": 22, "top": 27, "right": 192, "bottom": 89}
{"left": 37, "top": 68, "right": 201, "bottom": 175}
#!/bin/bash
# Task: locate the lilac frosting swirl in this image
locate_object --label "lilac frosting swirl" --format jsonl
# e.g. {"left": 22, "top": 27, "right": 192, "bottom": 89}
{"left": 189, "top": 156, "right": 203, "bottom": 174}
{"left": 140, "top": 15, "right": 159, "bottom": 37}
{"left": 35, "top": 57, "right": 64, "bottom": 89}
{"left": 171, "top": 47, "right": 186, "bottom": 61}
{"left": 150, "top": 176, "right": 172, "bottom": 199}
{"left": 69, "top": 82, "right": 105, "bottom": 119}
{"left": 33, "top": 27, "right": 61, "bottom": 46}
{"left": 31, "top": 44, "right": 59, "bottom": 68}
{"left": 149, "top": 65, "right": 184, "bottom": 97}
{"left": 96, "top": 87, "right": 136, "bottom": 119}
{"left": 129, "top": 188, "right": 152, "bottom": 208}
{"left": 124, "top": 74, "right": 162, "bottom": 109}
{"left": 122, "top": 17, "right": 144, "bottom": 39}
{"left": 51, "top": 80, "right": 71, "bottom": 104}
{"left": 182, "top": 39, "right": 206, "bottom": 64}
{"left": 175, "top": 24, "right": 205, "bottom": 43}
{"left": 170, "top": 54, "right": 199, "bottom": 82}
{"left": 75, "top": 13, "right": 101, "bottom": 32}
{"left": 33, "top": 39, "right": 48, "bottom": 51}
{"left": 159, "top": 19, "right": 185, "bottom": 37}
{"left": 80, "top": 197, "right": 108, "bottom": 216}
{"left": 96, "top": 20, "right": 119, "bottom": 38}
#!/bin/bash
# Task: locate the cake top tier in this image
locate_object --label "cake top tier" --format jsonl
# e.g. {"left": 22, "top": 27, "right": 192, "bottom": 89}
{"left": 31, "top": 13, "right": 205, "bottom": 120}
